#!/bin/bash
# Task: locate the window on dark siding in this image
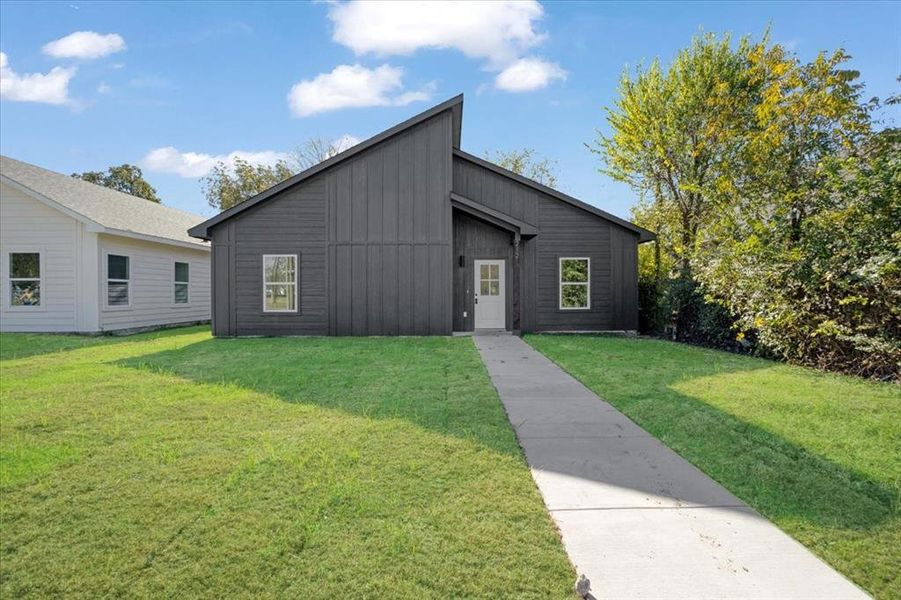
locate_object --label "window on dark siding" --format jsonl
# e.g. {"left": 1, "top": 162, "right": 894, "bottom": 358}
{"left": 263, "top": 254, "right": 297, "bottom": 312}
{"left": 107, "top": 254, "right": 130, "bottom": 307}
{"left": 9, "top": 252, "right": 41, "bottom": 307}
{"left": 174, "top": 262, "right": 189, "bottom": 304}
{"left": 559, "top": 257, "right": 590, "bottom": 310}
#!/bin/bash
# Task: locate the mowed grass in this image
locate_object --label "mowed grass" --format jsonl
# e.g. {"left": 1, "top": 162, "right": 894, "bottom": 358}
{"left": 526, "top": 334, "right": 901, "bottom": 599}
{"left": 0, "top": 328, "right": 575, "bottom": 598}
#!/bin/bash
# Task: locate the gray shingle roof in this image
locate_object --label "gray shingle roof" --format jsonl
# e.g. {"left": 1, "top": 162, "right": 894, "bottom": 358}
{"left": 1, "top": 155, "right": 208, "bottom": 249}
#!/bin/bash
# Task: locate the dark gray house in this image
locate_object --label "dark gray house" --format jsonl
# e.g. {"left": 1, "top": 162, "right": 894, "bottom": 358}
{"left": 188, "top": 95, "right": 654, "bottom": 337}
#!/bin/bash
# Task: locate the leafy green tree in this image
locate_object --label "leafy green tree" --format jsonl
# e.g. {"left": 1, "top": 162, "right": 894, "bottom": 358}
{"left": 593, "top": 32, "right": 758, "bottom": 340}
{"left": 72, "top": 164, "right": 161, "bottom": 203}
{"left": 697, "top": 105, "right": 899, "bottom": 378}
{"left": 201, "top": 157, "right": 293, "bottom": 211}
{"left": 486, "top": 148, "right": 558, "bottom": 188}
{"left": 598, "top": 29, "right": 898, "bottom": 377}
{"left": 593, "top": 33, "right": 756, "bottom": 276}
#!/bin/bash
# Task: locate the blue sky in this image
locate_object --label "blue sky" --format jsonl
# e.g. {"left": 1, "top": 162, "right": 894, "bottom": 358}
{"left": 1, "top": 1, "right": 899, "bottom": 219}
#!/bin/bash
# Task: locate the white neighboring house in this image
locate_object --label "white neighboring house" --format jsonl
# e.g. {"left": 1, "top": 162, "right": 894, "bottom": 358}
{"left": 0, "top": 155, "right": 210, "bottom": 333}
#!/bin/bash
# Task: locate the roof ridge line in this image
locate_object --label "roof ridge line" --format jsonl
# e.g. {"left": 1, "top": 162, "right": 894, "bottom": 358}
{"left": 188, "top": 94, "right": 464, "bottom": 240}
{"left": 452, "top": 149, "right": 654, "bottom": 242}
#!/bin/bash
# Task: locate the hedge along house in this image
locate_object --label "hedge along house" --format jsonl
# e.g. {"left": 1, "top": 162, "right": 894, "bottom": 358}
{"left": 188, "top": 95, "right": 654, "bottom": 337}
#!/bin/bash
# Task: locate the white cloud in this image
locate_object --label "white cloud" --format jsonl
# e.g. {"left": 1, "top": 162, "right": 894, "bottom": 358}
{"left": 141, "top": 147, "right": 289, "bottom": 178}
{"left": 495, "top": 57, "right": 566, "bottom": 92}
{"left": 287, "top": 64, "right": 431, "bottom": 117}
{"left": 327, "top": 1, "right": 565, "bottom": 94}
{"left": 97, "top": 82, "right": 112, "bottom": 94}
{"left": 328, "top": 0, "right": 545, "bottom": 67}
{"left": 0, "top": 51, "right": 76, "bottom": 105}
{"left": 42, "top": 31, "right": 126, "bottom": 59}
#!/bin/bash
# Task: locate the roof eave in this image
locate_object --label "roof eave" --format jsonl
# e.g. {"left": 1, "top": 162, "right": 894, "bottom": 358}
{"left": 1, "top": 174, "right": 105, "bottom": 230}
{"left": 452, "top": 149, "right": 655, "bottom": 241}
{"left": 189, "top": 94, "right": 465, "bottom": 240}
{"left": 450, "top": 192, "right": 538, "bottom": 236}
{"left": 2, "top": 174, "right": 209, "bottom": 249}
{"left": 103, "top": 228, "right": 210, "bottom": 251}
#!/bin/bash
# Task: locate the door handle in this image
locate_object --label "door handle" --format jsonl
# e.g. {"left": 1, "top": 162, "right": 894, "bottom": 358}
{"left": 475, "top": 297, "right": 478, "bottom": 304}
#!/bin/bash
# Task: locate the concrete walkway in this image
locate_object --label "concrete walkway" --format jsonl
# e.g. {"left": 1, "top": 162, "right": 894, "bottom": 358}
{"left": 473, "top": 334, "right": 868, "bottom": 600}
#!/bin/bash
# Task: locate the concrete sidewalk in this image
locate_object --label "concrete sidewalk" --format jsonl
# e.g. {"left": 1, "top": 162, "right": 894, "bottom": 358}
{"left": 473, "top": 333, "right": 868, "bottom": 600}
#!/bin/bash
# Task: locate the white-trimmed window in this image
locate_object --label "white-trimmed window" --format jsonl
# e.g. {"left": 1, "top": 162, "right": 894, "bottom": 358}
{"left": 559, "top": 257, "right": 590, "bottom": 310}
{"left": 174, "top": 261, "right": 189, "bottom": 304}
{"left": 263, "top": 254, "right": 297, "bottom": 313}
{"left": 106, "top": 254, "right": 131, "bottom": 307}
{"left": 8, "top": 251, "right": 42, "bottom": 307}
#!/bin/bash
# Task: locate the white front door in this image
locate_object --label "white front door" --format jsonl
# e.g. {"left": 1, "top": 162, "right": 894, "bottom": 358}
{"left": 474, "top": 259, "right": 506, "bottom": 329}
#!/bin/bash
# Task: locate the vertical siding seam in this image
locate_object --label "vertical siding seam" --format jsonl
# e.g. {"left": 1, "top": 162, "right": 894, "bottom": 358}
{"left": 396, "top": 137, "right": 401, "bottom": 332}
{"left": 326, "top": 175, "right": 332, "bottom": 332}
{"left": 425, "top": 120, "right": 431, "bottom": 332}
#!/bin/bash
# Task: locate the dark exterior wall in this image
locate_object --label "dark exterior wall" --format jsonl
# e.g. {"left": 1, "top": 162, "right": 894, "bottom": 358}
{"left": 209, "top": 110, "right": 453, "bottom": 336}
{"left": 211, "top": 178, "right": 328, "bottom": 336}
{"left": 610, "top": 225, "right": 639, "bottom": 330}
{"left": 536, "top": 197, "right": 611, "bottom": 331}
{"left": 453, "top": 158, "right": 540, "bottom": 224}
{"left": 210, "top": 230, "right": 231, "bottom": 337}
{"left": 452, "top": 211, "right": 515, "bottom": 332}
{"left": 452, "top": 155, "right": 638, "bottom": 332}
{"left": 326, "top": 109, "right": 453, "bottom": 335}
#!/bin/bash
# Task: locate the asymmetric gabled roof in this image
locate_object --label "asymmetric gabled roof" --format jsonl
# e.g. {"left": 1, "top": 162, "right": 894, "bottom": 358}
{"left": 1, "top": 155, "right": 209, "bottom": 250}
{"left": 188, "top": 94, "right": 465, "bottom": 240}
{"left": 187, "top": 94, "right": 654, "bottom": 243}
{"left": 452, "top": 150, "right": 655, "bottom": 242}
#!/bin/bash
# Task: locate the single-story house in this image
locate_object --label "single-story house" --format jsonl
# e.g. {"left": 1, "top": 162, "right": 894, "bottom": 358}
{"left": 1, "top": 155, "right": 211, "bottom": 333}
{"left": 188, "top": 95, "right": 654, "bottom": 337}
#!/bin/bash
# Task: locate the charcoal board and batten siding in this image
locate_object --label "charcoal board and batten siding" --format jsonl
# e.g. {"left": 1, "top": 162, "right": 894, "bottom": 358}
{"left": 452, "top": 154, "right": 639, "bottom": 332}
{"left": 209, "top": 111, "right": 454, "bottom": 336}
{"left": 206, "top": 102, "right": 640, "bottom": 337}
{"left": 452, "top": 211, "right": 516, "bottom": 332}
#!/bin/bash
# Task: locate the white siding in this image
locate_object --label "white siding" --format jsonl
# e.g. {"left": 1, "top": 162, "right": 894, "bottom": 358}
{"left": 0, "top": 182, "right": 79, "bottom": 332}
{"left": 98, "top": 234, "right": 210, "bottom": 331}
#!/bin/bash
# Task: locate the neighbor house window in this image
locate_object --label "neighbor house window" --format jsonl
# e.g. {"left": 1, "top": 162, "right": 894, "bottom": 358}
{"left": 174, "top": 262, "right": 189, "bottom": 304}
{"left": 263, "top": 254, "right": 297, "bottom": 312}
{"left": 107, "top": 254, "right": 130, "bottom": 307}
{"left": 559, "top": 257, "right": 590, "bottom": 310}
{"left": 8, "top": 252, "right": 41, "bottom": 307}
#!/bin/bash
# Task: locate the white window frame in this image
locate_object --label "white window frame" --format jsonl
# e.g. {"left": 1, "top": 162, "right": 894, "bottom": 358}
{"left": 104, "top": 251, "right": 132, "bottom": 310}
{"left": 262, "top": 254, "right": 298, "bottom": 313}
{"left": 5, "top": 248, "right": 44, "bottom": 311}
{"left": 558, "top": 256, "right": 591, "bottom": 310}
{"left": 173, "top": 261, "right": 190, "bottom": 306}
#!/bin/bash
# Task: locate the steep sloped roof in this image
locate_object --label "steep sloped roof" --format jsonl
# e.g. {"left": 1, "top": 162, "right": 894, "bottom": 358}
{"left": 185, "top": 93, "right": 653, "bottom": 243}
{"left": 0, "top": 155, "right": 208, "bottom": 249}
{"left": 452, "top": 150, "right": 655, "bottom": 242}
{"left": 188, "top": 94, "right": 465, "bottom": 240}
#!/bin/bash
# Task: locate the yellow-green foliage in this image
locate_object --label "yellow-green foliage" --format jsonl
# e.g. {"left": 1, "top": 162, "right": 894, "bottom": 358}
{"left": 595, "top": 30, "right": 898, "bottom": 377}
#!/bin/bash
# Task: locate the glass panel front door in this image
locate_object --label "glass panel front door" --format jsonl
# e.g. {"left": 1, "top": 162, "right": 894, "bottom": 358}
{"left": 474, "top": 259, "right": 505, "bottom": 329}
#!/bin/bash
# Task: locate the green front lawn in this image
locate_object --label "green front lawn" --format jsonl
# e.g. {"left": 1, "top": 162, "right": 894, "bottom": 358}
{"left": 0, "top": 328, "right": 574, "bottom": 598}
{"left": 526, "top": 334, "right": 900, "bottom": 599}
